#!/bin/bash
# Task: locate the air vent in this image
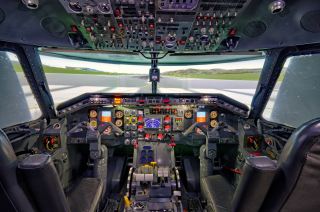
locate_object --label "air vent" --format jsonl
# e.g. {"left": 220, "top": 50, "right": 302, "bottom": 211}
{"left": 40, "top": 17, "right": 66, "bottom": 38}
{"left": 0, "top": 8, "right": 4, "bottom": 25}
{"left": 243, "top": 21, "right": 267, "bottom": 38}
{"left": 300, "top": 10, "right": 320, "bottom": 33}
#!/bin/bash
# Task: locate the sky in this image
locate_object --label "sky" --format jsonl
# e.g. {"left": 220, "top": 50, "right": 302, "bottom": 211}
{"left": 8, "top": 52, "right": 266, "bottom": 74}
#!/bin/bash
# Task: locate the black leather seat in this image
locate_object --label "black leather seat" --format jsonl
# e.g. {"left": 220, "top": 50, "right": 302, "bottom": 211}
{"left": 201, "top": 118, "right": 320, "bottom": 212}
{"left": 0, "top": 129, "right": 35, "bottom": 212}
{"left": 18, "top": 153, "right": 103, "bottom": 212}
{"left": 260, "top": 118, "right": 320, "bottom": 212}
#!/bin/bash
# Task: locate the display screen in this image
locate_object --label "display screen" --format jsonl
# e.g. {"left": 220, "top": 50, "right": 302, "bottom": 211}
{"left": 100, "top": 111, "right": 112, "bottom": 122}
{"left": 144, "top": 118, "right": 162, "bottom": 129}
{"left": 196, "top": 111, "right": 207, "bottom": 123}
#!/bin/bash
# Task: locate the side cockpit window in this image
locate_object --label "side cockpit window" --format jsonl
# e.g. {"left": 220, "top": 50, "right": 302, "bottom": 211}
{"left": 0, "top": 52, "right": 42, "bottom": 128}
{"left": 262, "top": 54, "right": 320, "bottom": 127}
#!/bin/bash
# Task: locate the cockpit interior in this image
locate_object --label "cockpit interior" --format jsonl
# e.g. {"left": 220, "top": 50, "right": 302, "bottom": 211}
{"left": 1, "top": 0, "right": 320, "bottom": 212}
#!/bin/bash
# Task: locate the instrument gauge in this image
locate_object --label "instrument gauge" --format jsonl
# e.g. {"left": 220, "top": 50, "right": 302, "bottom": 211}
{"left": 115, "top": 110, "right": 124, "bottom": 118}
{"left": 89, "top": 119, "right": 98, "bottom": 128}
{"left": 184, "top": 110, "right": 193, "bottom": 119}
{"left": 210, "top": 111, "right": 218, "bottom": 119}
{"left": 115, "top": 119, "right": 123, "bottom": 127}
{"left": 210, "top": 120, "right": 219, "bottom": 128}
{"left": 130, "top": 117, "right": 137, "bottom": 124}
{"left": 89, "top": 110, "right": 97, "bottom": 118}
{"left": 124, "top": 110, "right": 130, "bottom": 116}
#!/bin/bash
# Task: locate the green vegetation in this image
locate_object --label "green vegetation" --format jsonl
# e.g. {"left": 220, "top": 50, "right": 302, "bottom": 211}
{"left": 12, "top": 62, "right": 285, "bottom": 81}
{"left": 165, "top": 72, "right": 262, "bottom": 80}
{"left": 164, "top": 68, "right": 285, "bottom": 81}
{"left": 13, "top": 63, "right": 124, "bottom": 76}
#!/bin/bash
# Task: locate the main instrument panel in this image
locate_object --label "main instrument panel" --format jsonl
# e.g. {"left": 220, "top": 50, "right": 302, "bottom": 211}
{"left": 57, "top": 0, "right": 249, "bottom": 52}
{"left": 59, "top": 94, "right": 248, "bottom": 146}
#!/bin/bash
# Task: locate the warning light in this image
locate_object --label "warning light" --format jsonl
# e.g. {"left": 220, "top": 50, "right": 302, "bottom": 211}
{"left": 145, "top": 133, "right": 150, "bottom": 141}
{"left": 114, "top": 97, "right": 122, "bottom": 104}
{"left": 70, "top": 25, "right": 78, "bottom": 32}
{"left": 179, "top": 40, "right": 186, "bottom": 45}
{"left": 110, "top": 26, "right": 116, "bottom": 32}
{"left": 228, "top": 28, "right": 237, "bottom": 37}
{"left": 196, "top": 111, "right": 207, "bottom": 123}
{"left": 138, "top": 116, "right": 144, "bottom": 123}
{"left": 114, "top": 8, "right": 121, "bottom": 17}
{"left": 157, "top": 133, "right": 164, "bottom": 140}
{"left": 86, "top": 27, "right": 92, "bottom": 32}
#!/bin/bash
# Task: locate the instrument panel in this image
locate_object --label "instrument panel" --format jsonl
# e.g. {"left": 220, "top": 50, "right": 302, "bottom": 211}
{"left": 61, "top": 94, "right": 247, "bottom": 146}
{"left": 56, "top": 0, "right": 249, "bottom": 52}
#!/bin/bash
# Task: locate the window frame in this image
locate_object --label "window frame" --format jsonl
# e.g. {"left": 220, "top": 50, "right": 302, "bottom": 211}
{"left": 258, "top": 44, "right": 320, "bottom": 128}
{"left": 0, "top": 42, "right": 56, "bottom": 128}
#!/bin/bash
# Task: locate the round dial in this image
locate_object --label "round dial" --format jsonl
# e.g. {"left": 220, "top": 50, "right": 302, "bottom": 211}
{"left": 130, "top": 117, "right": 137, "bottom": 124}
{"left": 89, "top": 110, "right": 97, "bottom": 118}
{"left": 115, "top": 110, "right": 124, "bottom": 118}
{"left": 210, "top": 111, "right": 218, "bottom": 119}
{"left": 210, "top": 120, "right": 219, "bottom": 128}
{"left": 115, "top": 119, "right": 123, "bottom": 127}
{"left": 89, "top": 119, "right": 98, "bottom": 128}
{"left": 184, "top": 110, "right": 193, "bottom": 119}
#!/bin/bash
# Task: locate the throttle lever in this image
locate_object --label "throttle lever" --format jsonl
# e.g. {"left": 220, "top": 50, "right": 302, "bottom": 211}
{"left": 99, "top": 122, "right": 124, "bottom": 135}
{"left": 182, "top": 122, "right": 208, "bottom": 137}
{"left": 67, "top": 121, "right": 89, "bottom": 137}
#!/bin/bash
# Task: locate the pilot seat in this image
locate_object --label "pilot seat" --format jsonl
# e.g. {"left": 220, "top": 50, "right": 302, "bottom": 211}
{"left": 201, "top": 118, "right": 320, "bottom": 212}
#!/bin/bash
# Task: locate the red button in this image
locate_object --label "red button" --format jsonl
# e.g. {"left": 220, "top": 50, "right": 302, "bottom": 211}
{"left": 164, "top": 125, "right": 171, "bottom": 132}
{"left": 138, "top": 116, "right": 144, "bottom": 123}
{"left": 145, "top": 133, "right": 150, "bottom": 141}
{"left": 157, "top": 133, "right": 164, "bottom": 140}
{"left": 71, "top": 25, "right": 78, "bottom": 32}
{"left": 164, "top": 116, "right": 171, "bottom": 123}
{"left": 115, "top": 9, "right": 121, "bottom": 17}
{"left": 110, "top": 26, "right": 115, "bottom": 32}
{"left": 138, "top": 125, "right": 144, "bottom": 132}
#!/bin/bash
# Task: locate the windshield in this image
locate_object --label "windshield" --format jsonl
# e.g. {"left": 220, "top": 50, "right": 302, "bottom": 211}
{"left": 263, "top": 53, "right": 320, "bottom": 128}
{"left": 39, "top": 53, "right": 265, "bottom": 107}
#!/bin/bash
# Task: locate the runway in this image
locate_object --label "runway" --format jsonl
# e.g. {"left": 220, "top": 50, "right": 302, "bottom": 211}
{"left": 19, "top": 73, "right": 259, "bottom": 107}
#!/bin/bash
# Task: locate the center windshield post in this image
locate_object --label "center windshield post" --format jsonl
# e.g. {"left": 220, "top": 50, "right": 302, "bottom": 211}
{"left": 149, "top": 52, "right": 160, "bottom": 94}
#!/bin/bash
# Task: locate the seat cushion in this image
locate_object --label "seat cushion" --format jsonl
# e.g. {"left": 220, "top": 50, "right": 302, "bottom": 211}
{"left": 201, "top": 175, "right": 234, "bottom": 212}
{"left": 67, "top": 178, "right": 103, "bottom": 212}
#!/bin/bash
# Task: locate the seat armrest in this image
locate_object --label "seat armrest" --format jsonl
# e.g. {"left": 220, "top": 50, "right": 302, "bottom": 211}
{"left": 232, "top": 156, "right": 278, "bottom": 212}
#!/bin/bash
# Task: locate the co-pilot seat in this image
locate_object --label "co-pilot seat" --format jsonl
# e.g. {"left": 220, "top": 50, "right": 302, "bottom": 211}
{"left": 201, "top": 118, "right": 320, "bottom": 212}
{"left": 0, "top": 127, "right": 103, "bottom": 212}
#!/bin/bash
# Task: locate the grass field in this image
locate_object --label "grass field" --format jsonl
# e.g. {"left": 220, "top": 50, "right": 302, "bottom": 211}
{"left": 164, "top": 69, "right": 285, "bottom": 81}
{"left": 164, "top": 72, "right": 262, "bottom": 80}
{"left": 13, "top": 63, "right": 285, "bottom": 81}
{"left": 13, "top": 63, "right": 124, "bottom": 76}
